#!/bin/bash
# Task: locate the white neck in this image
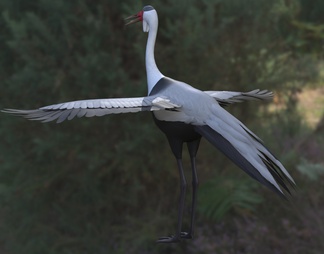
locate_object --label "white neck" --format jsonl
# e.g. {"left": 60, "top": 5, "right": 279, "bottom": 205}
{"left": 145, "top": 18, "right": 164, "bottom": 95}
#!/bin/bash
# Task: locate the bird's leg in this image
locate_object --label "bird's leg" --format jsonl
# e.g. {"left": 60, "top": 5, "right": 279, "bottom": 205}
{"left": 181, "top": 139, "right": 200, "bottom": 240}
{"left": 157, "top": 139, "right": 186, "bottom": 243}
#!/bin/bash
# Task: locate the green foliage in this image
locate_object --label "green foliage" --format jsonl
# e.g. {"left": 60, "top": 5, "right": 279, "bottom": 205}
{"left": 199, "top": 175, "right": 263, "bottom": 221}
{"left": 0, "top": 0, "right": 323, "bottom": 253}
{"left": 296, "top": 158, "right": 324, "bottom": 181}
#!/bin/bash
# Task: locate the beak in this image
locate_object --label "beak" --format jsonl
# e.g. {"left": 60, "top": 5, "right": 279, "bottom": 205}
{"left": 125, "top": 11, "right": 143, "bottom": 26}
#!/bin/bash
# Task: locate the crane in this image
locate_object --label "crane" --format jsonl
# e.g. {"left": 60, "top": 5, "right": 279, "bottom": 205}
{"left": 2, "top": 5, "right": 295, "bottom": 243}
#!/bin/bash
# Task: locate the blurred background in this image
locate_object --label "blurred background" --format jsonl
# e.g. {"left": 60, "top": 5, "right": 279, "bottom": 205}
{"left": 0, "top": 0, "right": 323, "bottom": 253}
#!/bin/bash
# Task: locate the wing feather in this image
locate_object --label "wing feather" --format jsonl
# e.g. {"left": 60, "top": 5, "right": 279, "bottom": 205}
{"left": 205, "top": 89, "right": 273, "bottom": 107}
{"left": 68, "top": 109, "right": 80, "bottom": 120}
{"left": 2, "top": 96, "right": 181, "bottom": 123}
{"left": 195, "top": 104, "right": 295, "bottom": 196}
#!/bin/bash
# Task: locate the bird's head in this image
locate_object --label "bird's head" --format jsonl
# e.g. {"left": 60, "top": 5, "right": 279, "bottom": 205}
{"left": 125, "top": 5, "right": 157, "bottom": 33}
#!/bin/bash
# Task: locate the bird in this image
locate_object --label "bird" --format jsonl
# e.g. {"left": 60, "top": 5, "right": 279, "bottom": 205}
{"left": 2, "top": 5, "right": 295, "bottom": 243}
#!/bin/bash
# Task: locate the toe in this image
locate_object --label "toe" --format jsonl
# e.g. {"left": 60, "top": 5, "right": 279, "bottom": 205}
{"left": 156, "top": 235, "right": 181, "bottom": 243}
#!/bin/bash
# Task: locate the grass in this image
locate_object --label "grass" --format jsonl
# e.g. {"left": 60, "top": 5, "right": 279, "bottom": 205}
{"left": 187, "top": 173, "right": 324, "bottom": 254}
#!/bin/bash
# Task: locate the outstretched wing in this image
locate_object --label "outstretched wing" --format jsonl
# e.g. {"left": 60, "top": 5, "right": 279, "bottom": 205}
{"left": 2, "top": 89, "right": 272, "bottom": 123}
{"left": 205, "top": 89, "right": 273, "bottom": 107}
{"left": 2, "top": 96, "right": 181, "bottom": 123}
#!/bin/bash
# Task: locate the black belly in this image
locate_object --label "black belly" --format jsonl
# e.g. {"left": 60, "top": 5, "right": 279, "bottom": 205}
{"left": 152, "top": 114, "right": 201, "bottom": 142}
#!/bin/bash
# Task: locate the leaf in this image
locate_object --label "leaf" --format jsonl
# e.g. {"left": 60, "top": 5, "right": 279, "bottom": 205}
{"left": 296, "top": 158, "right": 324, "bottom": 181}
{"left": 198, "top": 175, "right": 263, "bottom": 221}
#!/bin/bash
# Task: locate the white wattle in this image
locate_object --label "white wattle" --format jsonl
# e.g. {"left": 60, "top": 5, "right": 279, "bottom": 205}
{"left": 143, "top": 10, "right": 164, "bottom": 95}
{"left": 143, "top": 20, "right": 149, "bottom": 32}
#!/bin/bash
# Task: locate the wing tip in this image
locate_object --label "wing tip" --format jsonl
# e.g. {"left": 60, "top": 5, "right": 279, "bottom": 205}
{"left": 194, "top": 125, "right": 295, "bottom": 199}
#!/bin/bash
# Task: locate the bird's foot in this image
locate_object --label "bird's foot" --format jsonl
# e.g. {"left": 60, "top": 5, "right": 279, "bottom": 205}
{"left": 156, "top": 232, "right": 193, "bottom": 243}
{"left": 180, "top": 231, "right": 193, "bottom": 239}
{"left": 156, "top": 235, "right": 181, "bottom": 243}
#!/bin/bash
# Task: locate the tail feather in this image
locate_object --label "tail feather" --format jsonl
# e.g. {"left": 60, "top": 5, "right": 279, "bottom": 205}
{"left": 194, "top": 125, "right": 294, "bottom": 198}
